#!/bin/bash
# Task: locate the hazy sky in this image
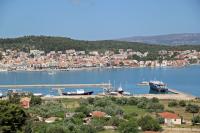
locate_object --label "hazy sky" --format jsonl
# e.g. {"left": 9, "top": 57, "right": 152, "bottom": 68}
{"left": 0, "top": 0, "right": 200, "bottom": 40}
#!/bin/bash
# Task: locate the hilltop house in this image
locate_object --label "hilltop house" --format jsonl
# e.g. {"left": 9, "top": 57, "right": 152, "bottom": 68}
{"left": 158, "top": 112, "right": 182, "bottom": 125}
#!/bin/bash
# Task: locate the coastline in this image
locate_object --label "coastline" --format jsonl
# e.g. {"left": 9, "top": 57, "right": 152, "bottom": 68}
{"left": 0, "top": 64, "right": 199, "bottom": 73}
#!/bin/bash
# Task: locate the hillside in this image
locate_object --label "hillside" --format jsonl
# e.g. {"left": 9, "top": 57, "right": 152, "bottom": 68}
{"left": 117, "top": 33, "right": 200, "bottom": 45}
{"left": 0, "top": 36, "right": 200, "bottom": 53}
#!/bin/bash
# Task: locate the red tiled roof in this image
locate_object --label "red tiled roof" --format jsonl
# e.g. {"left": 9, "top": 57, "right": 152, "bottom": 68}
{"left": 91, "top": 111, "right": 106, "bottom": 118}
{"left": 158, "top": 112, "right": 179, "bottom": 119}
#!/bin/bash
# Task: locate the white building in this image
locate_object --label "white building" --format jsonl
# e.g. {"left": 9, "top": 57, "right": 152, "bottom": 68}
{"left": 158, "top": 112, "right": 182, "bottom": 125}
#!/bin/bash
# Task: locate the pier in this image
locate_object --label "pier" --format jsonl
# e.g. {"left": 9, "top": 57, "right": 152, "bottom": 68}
{"left": 0, "top": 83, "right": 111, "bottom": 89}
{"left": 0, "top": 83, "right": 112, "bottom": 96}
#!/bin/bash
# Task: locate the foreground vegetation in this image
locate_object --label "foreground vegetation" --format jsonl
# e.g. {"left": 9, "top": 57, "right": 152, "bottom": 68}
{"left": 1, "top": 95, "right": 200, "bottom": 133}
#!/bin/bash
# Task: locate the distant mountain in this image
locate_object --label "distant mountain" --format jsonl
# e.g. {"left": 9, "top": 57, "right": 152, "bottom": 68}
{"left": 117, "top": 33, "right": 200, "bottom": 45}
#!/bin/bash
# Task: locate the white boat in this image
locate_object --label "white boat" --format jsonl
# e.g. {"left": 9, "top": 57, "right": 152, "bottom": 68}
{"left": 137, "top": 81, "right": 149, "bottom": 86}
{"left": 33, "top": 93, "right": 43, "bottom": 97}
{"left": 0, "top": 92, "right": 3, "bottom": 98}
{"left": 122, "top": 92, "right": 131, "bottom": 96}
{"left": 109, "top": 92, "right": 118, "bottom": 95}
{"left": 48, "top": 71, "right": 56, "bottom": 75}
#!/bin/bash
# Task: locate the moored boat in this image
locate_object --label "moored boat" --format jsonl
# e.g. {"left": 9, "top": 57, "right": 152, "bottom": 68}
{"left": 137, "top": 81, "right": 149, "bottom": 86}
{"left": 116, "top": 86, "right": 124, "bottom": 94}
{"left": 62, "top": 89, "right": 93, "bottom": 96}
{"left": 149, "top": 81, "right": 168, "bottom": 92}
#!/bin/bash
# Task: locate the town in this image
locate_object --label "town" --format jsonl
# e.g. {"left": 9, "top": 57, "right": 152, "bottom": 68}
{"left": 0, "top": 49, "right": 200, "bottom": 71}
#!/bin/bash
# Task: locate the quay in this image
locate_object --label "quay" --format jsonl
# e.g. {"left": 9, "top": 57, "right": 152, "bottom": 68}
{"left": 0, "top": 83, "right": 111, "bottom": 89}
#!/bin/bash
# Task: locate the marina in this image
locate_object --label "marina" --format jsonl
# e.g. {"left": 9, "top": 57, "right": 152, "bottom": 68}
{"left": 0, "top": 65, "right": 199, "bottom": 97}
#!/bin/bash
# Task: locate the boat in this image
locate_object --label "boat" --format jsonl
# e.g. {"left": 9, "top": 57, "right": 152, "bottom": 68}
{"left": 0, "top": 92, "right": 3, "bottom": 98}
{"left": 48, "top": 71, "right": 56, "bottom": 75}
{"left": 62, "top": 89, "right": 93, "bottom": 96}
{"left": 33, "top": 93, "right": 43, "bottom": 97}
{"left": 137, "top": 81, "right": 149, "bottom": 86}
{"left": 122, "top": 91, "right": 131, "bottom": 96}
{"left": 149, "top": 81, "right": 168, "bottom": 92}
{"left": 116, "top": 86, "right": 124, "bottom": 94}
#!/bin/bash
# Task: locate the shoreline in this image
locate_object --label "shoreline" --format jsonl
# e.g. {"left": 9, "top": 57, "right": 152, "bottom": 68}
{"left": 0, "top": 64, "right": 199, "bottom": 73}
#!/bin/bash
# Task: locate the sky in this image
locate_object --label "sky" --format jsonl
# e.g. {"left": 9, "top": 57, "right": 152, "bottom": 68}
{"left": 0, "top": 0, "right": 200, "bottom": 40}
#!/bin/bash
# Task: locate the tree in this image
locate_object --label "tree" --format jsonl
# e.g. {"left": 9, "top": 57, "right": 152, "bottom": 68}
{"left": 90, "top": 118, "right": 105, "bottom": 132}
{"left": 137, "top": 101, "right": 147, "bottom": 109}
{"left": 75, "top": 105, "right": 91, "bottom": 116}
{"left": 168, "top": 100, "right": 178, "bottom": 107}
{"left": 179, "top": 100, "right": 186, "bottom": 107}
{"left": 30, "top": 95, "right": 42, "bottom": 105}
{"left": 0, "top": 101, "right": 27, "bottom": 132}
{"left": 150, "top": 97, "right": 159, "bottom": 103}
{"left": 192, "top": 115, "right": 200, "bottom": 125}
{"left": 147, "top": 102, "right": 164, "bottom": 112}
{"left": 46, "top": 125, "right": 70, "bottom": 133}
{"left": 138, "top": 115, "right": 162, "bottom": 131}
{"left": 185, "top": 104, "right": 199, "bottom": 117}
{"left": 7, "top": 92, "right": 20, "bottom": 104}
{"left": 118, "top": 119, "right": 139, "bottom": 133}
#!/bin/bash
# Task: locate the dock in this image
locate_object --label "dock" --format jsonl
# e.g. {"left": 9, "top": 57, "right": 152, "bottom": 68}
{"left": 0, "top": 83, "right": 111, "bottom": 89}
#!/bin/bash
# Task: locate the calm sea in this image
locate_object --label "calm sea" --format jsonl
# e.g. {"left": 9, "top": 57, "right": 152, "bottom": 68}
{"left": 0, "top": 65, "right": 199, "bottom": 96}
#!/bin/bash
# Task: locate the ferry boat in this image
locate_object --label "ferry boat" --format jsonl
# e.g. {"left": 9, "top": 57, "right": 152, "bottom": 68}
{"left": 62, "top": 89, "right": 93, "bottom": 96}
{"left": 149, "top": 81, "right": 168, "bottom": 92}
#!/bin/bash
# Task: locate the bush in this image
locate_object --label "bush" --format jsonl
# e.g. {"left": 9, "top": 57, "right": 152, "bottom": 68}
{"left": 46, "top": 125, "right": 69, "bottom": 133}
{"left": 168, "top": 100, "right": 178, "bottom": 107}
{"left": 150, "top": 97, "right": 159, "bottom": 103}
{"left": 79, "top": 124, "right": 96, "bottom": 133}
{"left": 118, "top": 119, "right": 139, "bottom": 133}
{"left": 179, "top": 100, "right": 186, "bottom": 107}
{"left": 0, "top": 101, "right": 27, "bottom": 133}
{"left": 157, "top": 117, "right": 165, "bottom": 124}
{"left": 124, "top": 112, "right": 138, "bottom": 120}
{"left": 107, "top": 116, "right": 121, "bottom": 126}
{"left": 192, "top": 115, "right": 200, "bottom": 125}
{"left": 116, "top": 98, "right": 128, "bottom": 105}
{"left": 90, "top": 118, "right": 105, "bottom": 131}
{"left": 137, "top": 101, "right": 147, "bottom": 109}
{"left": 30, "top": 95, "right": 42, "bottom": 105}
{"left": 147, "top": 102, "right": 164, "bottom": 112}
{"left": 127, "top": 97, "right": 138, "bottom": 105}
{"left": 75, "top": 106, "right": 91, "bottom": 115}
{"left": 138, "top": 115, "right": 162, "bottom": 131}
{"left": 185, "top": 104, "right": 199, "bottom": 114}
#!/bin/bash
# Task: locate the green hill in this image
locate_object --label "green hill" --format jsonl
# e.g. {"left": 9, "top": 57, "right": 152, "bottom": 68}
{"left": 0, "top": 36, "right": 200, "bottom": 53}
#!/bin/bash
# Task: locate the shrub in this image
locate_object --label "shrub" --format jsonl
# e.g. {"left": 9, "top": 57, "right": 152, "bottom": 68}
{"left": 46, "top": 125, "right": 69, "bottom": 133}
{"left": 0, "top": 101, "right": 27, "bottom": 133}
{"left": 157, "top": 117, "right": 165, "bottom": 124}
{"left": 127, "top": 97, "right": 138, "bottom": 105}
{"left": 138, "top": 115, "right": 162, "bottom": 131}
{"left": 168, "top": 100, "right": 178, "bottom": 107}
{"left": 179, "top": 100, "right": 186, "bottom": 107}
{"left": 30, "top": 95, "right": 42, "bottom": 105}
{"left": 192, "top": 115, "right": 200, "bottom": 125}
{"left": 137, "top": 101, "right": 147, "bottom": 109}
{"left": 150, "top": 97, "right": 159, "bottom": 103}
{"left": 90, "top": 118, "right": 105, "bottom": 131}
{"left": 75, "top": 105, "right": 91, "bottom": 116}
{"left": 147, "top": 102, "right": 164, "bottom": 112}
{"left": 185, "top": 104, "right": 199, "bottom": 114}
{"left": 118, "top": 119, "right": 139, "bottom": 133}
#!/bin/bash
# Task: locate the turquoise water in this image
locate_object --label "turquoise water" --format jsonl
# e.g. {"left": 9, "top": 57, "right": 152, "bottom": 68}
{"left": 0, "top": 65, "right": 199, "bottom": 96}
